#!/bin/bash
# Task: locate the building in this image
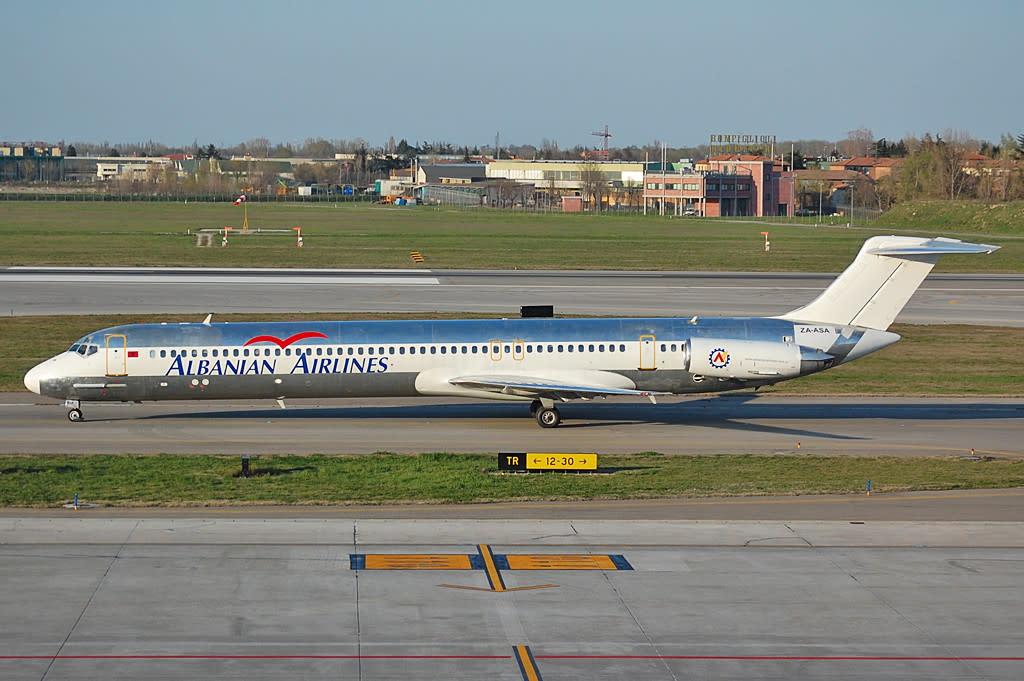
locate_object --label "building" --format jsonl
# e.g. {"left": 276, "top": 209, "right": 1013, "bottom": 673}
{"left": 643, "top": 155, "right": 794, "bottom": 217}
{"left": 0, "top": 143, "right": 65, "bottom": 182}
{"left": 416, "top": 163, "right": 487, "bottom": 185}
{"left": 828, "top": 156, "right": 902, "bottom": 181}
{"left": 486, "top": 159, "right": 644, "bottom": 191}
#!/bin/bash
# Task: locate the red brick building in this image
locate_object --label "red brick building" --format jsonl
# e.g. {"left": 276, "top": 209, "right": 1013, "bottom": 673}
{"left": 643, "top": 155, "right": 794, "bottom": 217}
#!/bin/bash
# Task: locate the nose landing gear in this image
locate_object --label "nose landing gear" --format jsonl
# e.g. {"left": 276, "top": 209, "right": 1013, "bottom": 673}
{"left": 65, "top": 400, "right": 83, "bottom": 422}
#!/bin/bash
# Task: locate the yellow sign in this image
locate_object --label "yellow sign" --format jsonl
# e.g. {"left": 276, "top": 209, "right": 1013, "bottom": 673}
{"left": 527, "top": 453, "right": 598, "bottom": 471}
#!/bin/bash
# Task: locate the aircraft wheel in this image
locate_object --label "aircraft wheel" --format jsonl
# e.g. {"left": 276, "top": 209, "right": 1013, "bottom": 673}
{"left": 67, "top": 408, "right": 83, "bottom": 422}
{"left": 535, "top": 407, "right": 561, "bottom": 428}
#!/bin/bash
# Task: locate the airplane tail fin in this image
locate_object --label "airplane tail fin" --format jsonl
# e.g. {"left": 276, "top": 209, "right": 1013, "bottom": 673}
{"left": 778, "top": 236, "right": 999, "bottom": 330}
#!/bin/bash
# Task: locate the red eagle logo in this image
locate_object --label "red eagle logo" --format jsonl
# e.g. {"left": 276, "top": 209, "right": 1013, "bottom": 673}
{"left": 244, "top": 331, "right": 328, "bottom": 348}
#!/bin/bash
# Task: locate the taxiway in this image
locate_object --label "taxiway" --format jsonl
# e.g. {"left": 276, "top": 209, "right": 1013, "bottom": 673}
{"left": 3, "top": 393, "right": 1021, "bottom": 458}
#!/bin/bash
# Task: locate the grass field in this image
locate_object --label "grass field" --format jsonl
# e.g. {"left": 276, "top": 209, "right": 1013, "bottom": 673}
{"left": 0, "top": 201, "right": 1021, "bottom": 271}
{"left": 2, "top": 201, "right": 1020, "bottom": 507}
{"left": 0, "top": 452, "right": 1021, "bottom": 507}
{"left": 875, "top": 199, "right": 1024, "bottom": 234}
{"left": 2, "top": 313, "right": 1021, "bottom": 395}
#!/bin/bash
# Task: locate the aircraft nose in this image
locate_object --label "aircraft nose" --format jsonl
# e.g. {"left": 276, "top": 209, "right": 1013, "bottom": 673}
{"left": 23, "top": 360, "right": 51, "bottom": 394}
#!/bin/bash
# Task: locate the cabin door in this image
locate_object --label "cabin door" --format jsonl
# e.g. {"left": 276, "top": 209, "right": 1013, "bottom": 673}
{"left": 639, "top": 335, "right": 656, "bottom": 370}
{"left": 105, "top": 334, "right": 127, "bottom": 376}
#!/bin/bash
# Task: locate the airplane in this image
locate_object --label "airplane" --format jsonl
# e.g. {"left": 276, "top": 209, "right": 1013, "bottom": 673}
{"left": 23, "top": 235, "right": 998, "bottom": 428}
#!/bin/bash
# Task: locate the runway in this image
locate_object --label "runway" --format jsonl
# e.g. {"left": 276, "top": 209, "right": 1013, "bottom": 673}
{"left": 3, "top": 515, "right": 1023, "bottom": 681}
{"left": 4, "top": 393, "right": 1022, "bottom": 457}
{"left": 3, "top": 267, "right": 1022, "bottom": 325}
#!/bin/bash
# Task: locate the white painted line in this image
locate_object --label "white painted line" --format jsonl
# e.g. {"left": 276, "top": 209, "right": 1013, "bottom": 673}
{"left": 0, "top": 274, "right": 440, "bottom": 285}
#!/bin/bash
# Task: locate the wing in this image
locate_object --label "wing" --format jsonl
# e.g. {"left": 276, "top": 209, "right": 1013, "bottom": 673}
{"left": 448, "top": 374, "right": 667, "bottom": 404}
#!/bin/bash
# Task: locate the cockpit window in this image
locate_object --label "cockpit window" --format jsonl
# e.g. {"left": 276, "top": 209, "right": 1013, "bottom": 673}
{"left": 69, "top": 344, "right": 81, "bottom": 353}
{"left": 86, "top": 345, "right": 98, "bottom": 356}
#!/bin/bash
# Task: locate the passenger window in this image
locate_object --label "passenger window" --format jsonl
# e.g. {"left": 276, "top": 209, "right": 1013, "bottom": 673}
{"left": 160, "top": 350, "right": 167, "bottom": 358}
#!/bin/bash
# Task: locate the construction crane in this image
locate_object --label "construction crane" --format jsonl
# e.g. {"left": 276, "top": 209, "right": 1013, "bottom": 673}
{"left": 589, "top": 125, "right": 612, "bottom": 159}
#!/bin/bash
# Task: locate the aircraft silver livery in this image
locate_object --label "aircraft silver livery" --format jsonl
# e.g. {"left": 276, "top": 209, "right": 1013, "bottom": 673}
{"left": 23, "top": 235, "right": 999, "bottom": 427}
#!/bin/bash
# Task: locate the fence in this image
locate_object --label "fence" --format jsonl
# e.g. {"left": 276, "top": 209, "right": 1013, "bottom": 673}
{"left": 0, "top": 191, "right": 379, "bottom": 203}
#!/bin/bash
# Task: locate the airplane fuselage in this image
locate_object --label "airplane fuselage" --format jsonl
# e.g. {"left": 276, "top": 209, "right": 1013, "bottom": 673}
{"left": 25, "top": 316, "right": 896, "bottom": 406}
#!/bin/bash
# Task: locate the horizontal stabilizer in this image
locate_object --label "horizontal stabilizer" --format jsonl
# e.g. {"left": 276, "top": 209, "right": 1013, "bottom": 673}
{"left": 866, "top": 237, "right": 999, "bottom": 256}
{"left": 779, "top": 235, "right": 999, "bottom": 330}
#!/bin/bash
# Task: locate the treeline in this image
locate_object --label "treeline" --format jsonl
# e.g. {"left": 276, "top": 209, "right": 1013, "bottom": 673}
{"left": 863, "top": 133, "right": 1024, "bottom": 209}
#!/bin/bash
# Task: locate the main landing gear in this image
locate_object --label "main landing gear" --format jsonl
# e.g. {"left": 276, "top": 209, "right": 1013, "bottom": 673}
{"left": 65, "top": 400, "right": 83, "bottom": 422}
{"left": 530, "top": 399, "right": 562, "bottom": 428}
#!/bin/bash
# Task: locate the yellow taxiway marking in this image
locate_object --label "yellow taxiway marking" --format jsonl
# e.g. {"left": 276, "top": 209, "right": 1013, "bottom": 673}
{"left": 505, "top": 554, "right": 620, "bottom": 570}
{"left": 363, "top": 555, "right": 473, "bottom": 570}
{"left": 478, "top": 543, "right": 505, "bottom": 591}
{"left": 513, "top": 645, "right": 544, "bottom": 681}
{"left": 438, "top": 545, "right": 558, "bottom": 592}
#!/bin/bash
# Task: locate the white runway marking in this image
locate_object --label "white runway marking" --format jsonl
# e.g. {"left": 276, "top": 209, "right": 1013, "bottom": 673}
{"left": 0, "top": 274, "right": 440, "bottom": 285}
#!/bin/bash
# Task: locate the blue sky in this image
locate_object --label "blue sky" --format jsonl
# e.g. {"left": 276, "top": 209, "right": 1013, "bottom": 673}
{"left": 6, "top": 0, "right": 1022, "bottom": 149}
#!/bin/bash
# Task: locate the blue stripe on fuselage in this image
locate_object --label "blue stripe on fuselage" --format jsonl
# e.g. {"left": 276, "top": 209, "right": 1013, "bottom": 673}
{"left": 76, "top": 317, "right": 796, "bottom": 348}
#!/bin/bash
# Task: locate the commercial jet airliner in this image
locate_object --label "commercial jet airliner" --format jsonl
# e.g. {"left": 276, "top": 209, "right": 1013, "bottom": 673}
{"left": 24, "top": 235, "right": 998, "bottom": 427}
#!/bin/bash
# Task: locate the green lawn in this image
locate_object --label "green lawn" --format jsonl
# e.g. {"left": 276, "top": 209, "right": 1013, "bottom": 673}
{"left": 0, "top": 201, "right": 1020, "bottom": 271}
{"left": 0, "top": 452, "right": 1021, "bottom": 507}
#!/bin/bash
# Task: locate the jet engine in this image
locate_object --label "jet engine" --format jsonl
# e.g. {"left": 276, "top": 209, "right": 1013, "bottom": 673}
{"left": 685, "top": 338, "right": 802, "bottom": 380}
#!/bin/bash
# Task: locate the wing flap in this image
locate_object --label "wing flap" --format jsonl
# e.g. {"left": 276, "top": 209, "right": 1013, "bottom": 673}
{"left": 449, "top": 374, "right": 667, "bottom": 403}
